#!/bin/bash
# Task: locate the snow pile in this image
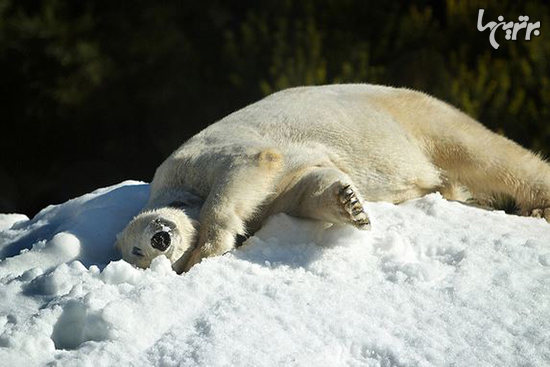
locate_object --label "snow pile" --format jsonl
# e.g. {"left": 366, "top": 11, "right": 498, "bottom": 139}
{"left": 0, "top": 181, "right": 549, "bottom": 366}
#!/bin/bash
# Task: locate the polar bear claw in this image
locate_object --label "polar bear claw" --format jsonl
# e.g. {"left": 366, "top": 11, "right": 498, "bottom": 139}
{"left": 338, "top": 183, "right": 371, "bottom": 229}
{"left": 529, "top": 208, "right": 550, "bottom": 221}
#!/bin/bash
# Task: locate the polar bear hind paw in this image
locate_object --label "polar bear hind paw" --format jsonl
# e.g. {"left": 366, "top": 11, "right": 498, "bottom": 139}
{"left": 528, "top": 208, "right": 550, "bottom": 222}
{"left": 338, "top": 183, "right": 371, "bottom": 229}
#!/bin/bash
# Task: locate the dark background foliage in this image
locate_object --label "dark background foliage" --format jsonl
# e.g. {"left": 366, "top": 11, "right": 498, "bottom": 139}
{"left": 0, "top": 0, "right": 548, "bottom": 216}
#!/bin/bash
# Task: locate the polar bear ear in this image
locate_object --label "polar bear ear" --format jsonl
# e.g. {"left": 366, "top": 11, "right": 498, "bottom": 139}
{"left": 190, "top": 219, "right": 200, "bottom": 231}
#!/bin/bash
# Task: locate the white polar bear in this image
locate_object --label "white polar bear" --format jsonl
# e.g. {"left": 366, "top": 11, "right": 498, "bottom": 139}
{"left": 116, "top": 84, "right": 550, "bottom": 273}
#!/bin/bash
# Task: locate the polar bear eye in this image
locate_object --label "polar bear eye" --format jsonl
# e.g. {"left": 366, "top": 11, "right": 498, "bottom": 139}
{"left": 132, "top": 246, "right": 144, "bottom": 257}
{"left": 151, "top": 231, "right": 171, "bottom": 251}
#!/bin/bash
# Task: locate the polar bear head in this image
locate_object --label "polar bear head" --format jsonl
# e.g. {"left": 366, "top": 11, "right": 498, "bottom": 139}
{"left": 115, "top": 207, "right": 198, "bottom": 272}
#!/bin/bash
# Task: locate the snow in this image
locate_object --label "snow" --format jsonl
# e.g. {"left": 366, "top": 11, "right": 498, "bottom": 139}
{"left": 0, "top": 181, "right": 549, "bottom": 366}
{"left": 0, "top": 214, "right": 29, "bottom": 232}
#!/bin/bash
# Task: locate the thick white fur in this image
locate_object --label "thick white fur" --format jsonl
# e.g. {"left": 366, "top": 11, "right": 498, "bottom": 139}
{"left": 117, "top": 84, "right": 550, "bottom": 272}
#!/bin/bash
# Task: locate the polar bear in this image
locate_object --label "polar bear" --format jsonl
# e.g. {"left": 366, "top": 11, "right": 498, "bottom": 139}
{"left": 116, "top": 84, "right": 550, "bottom": 273}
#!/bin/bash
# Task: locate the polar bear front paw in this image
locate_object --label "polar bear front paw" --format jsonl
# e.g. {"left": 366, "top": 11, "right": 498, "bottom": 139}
{"left": 338, "top": 183, "right": 371, "bottom": 229}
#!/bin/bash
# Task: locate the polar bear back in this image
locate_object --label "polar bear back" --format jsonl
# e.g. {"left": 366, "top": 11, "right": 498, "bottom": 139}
{"left": 153, "top": 84, "right": 478, "bottom": 203}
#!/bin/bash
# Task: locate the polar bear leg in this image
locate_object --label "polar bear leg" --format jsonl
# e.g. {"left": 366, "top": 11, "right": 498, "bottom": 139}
{"left": 431, "top": 128, "right": 550, "bottom": 219}
{"left": 289, "top": 167, "right": 371, "bottom": 229}
{"left": 183, "top": 149, "right": 283, "bottom": 271}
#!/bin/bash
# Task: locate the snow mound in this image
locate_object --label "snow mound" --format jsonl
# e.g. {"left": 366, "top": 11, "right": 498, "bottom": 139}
{"left": 0, "top": 181, "right": 549, "bottom": 366}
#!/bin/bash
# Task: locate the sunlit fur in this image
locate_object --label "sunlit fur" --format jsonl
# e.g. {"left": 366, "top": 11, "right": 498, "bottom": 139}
{"left": 117, "top": 84, "right": 550, "bottom": 272}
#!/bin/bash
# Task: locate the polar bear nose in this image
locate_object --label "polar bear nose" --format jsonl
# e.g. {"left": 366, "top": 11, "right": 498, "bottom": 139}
{"left": 151, "top": 231, "right": 171, "bottom": 251}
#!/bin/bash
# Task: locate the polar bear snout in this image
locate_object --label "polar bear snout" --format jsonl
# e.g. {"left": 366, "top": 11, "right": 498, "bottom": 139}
{"left": 150, "top": 231, "right": 171, "bottom": 251}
